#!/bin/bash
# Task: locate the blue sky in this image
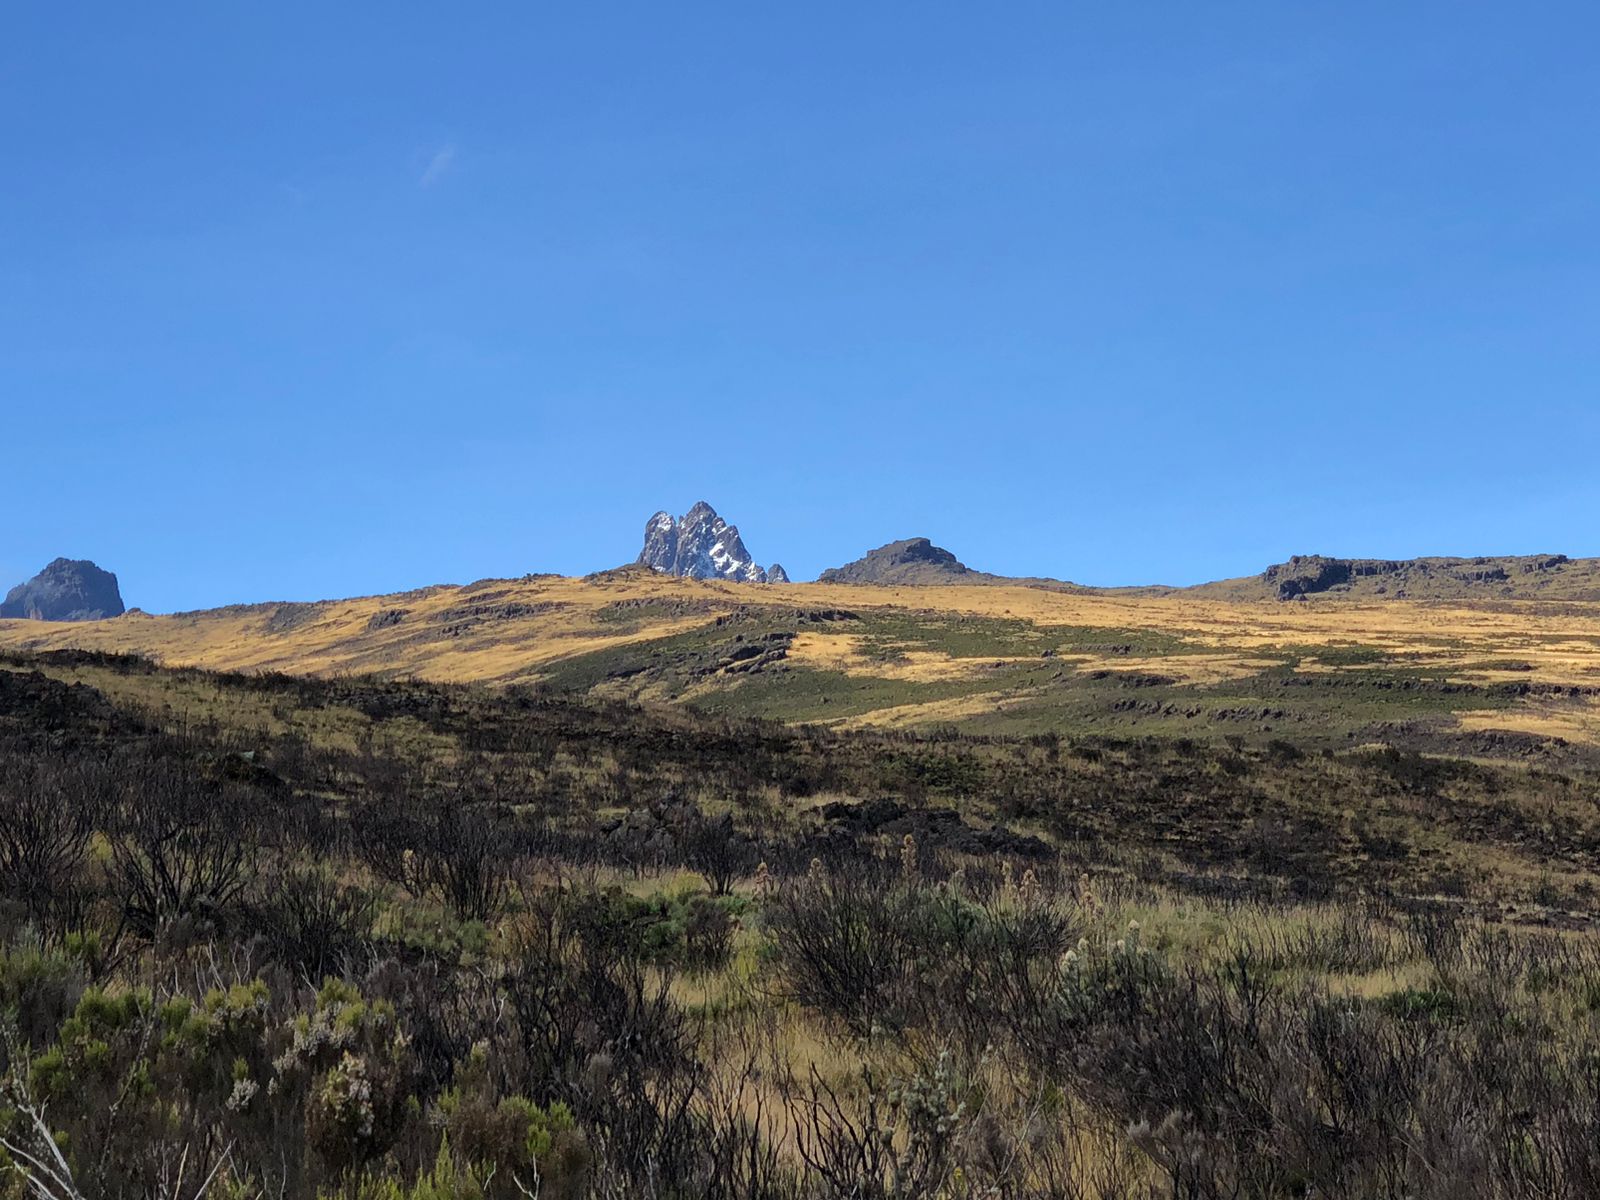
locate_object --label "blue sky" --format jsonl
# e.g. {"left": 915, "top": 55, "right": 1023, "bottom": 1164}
{"left": 4, "top": 4, "right": 1597, "bottom": 611}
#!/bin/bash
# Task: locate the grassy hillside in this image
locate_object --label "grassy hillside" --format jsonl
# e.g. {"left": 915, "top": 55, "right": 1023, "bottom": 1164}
{"left": 3, "top": 570, "right": 1600, "bottom": 761}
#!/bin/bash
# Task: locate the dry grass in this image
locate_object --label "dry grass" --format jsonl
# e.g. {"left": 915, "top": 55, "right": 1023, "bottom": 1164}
{"left": 8, "top": 573, "right": 1600, "bottom": 741}
{"left": 832, "top": 690, "right": 1045, "bottom": 731}
{"left": 786, "top": 631, "right": 1019, "bottom": 682}
{"left": 1061, "top": 651, "right": 1285, "bottom": 685}
{"left": 11, "top": 575, "right": 1600, "bottom": 685}
{"left": 1455, "top": 695, "right": 1600, "bottom": 746}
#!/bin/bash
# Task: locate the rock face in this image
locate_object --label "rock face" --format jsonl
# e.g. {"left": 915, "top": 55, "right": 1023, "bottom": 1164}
{"left": 1, "top": 559, "right": 126, "bottom": 621}
{"left": 1256, "top": 554, "right": 1577, "bottom": 601}
{"left": 767, "top": 564, "right": 791, "bottom": 584}
{"left": 1263, "top": 556, "right": 1354, "bottom": 600}
{"left": 637, "top": 502, "right": 780, "bottom": 584}
{"left": 818, "top": 538, "right": 977, "bottom": 585}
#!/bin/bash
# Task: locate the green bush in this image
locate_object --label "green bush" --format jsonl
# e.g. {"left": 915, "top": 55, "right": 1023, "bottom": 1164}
{"left": 0, "top": 942, "right": 83, "bottom": 1057}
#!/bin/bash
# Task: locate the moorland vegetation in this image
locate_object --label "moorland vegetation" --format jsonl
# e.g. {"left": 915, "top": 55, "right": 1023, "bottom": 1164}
{"left": 2, "top": 650, "right": 1600, "bottom": 1196}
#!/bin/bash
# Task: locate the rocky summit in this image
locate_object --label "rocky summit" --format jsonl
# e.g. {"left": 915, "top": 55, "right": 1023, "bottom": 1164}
{"left": 818, "top": 537, "right": 977, "bottom": 585}
{"left": 637, "top": 501, "right": 780, "bottom": 584}
{"left": 0, "top": 558, "right": 126, "bottom": 621}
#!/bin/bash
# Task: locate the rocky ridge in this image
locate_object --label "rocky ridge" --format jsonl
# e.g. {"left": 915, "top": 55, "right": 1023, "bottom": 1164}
{"left": 1185, "top": 553, "right": 1600, "bottom": 603}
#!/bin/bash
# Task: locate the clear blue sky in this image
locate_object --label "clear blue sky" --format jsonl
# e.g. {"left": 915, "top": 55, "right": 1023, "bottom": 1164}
{"left": 5, "top": 4, "right": 1597, "bottom": 611}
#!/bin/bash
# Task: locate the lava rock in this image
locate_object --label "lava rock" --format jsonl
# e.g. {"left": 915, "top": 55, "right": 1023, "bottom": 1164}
{"left": 1, "top": 558, "right": 125, "bottom": 621}
{"left": 818, "top": 537, "right": 975, "bottom": 585}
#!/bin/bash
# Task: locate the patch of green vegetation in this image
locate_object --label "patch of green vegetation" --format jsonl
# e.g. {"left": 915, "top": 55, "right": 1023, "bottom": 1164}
{"left": 849, "top": 613, "right": 1215, "bottom": 662}
{"left": 1451, "top": 659, "right": 1538, "bottom": 674}
{"left": 536, "top": 619, "right": 771, "bottom": 695}
{"left": 1041, "top": 623, "right": 1222, "bottom": 658}
{"left": 377, "top": 900, "right": 491, "bottom": 961}
{"left": 568, "top": 886, "right": 747, "bottom": 974}
{"left": 687, "top": 663, "right": 1030, "bottom": 724}
{"left": 874, "top": 749, "right": 993, "bottom": 796}
{"left": 1208, "top": 664, "right": 1517, "bottom": 713}
{"left": 591, "top": 598, "right": 728, "bottom": 629}
{"left": 885, "top": 660, "right": 1520, "bottom": 748}
{"left": 1274, "top": 643, "right": 1394, "bottom": 668}
{"left": 543, "top": 613, "right": 1076, "bottom": 722}
{"left": 1376, "top": 986, "right": 1462, "bottom": 1024}
{"left": 1513, "top": 631, "right": 1600, "bottom": 649}
{"left": 852, "top": 612, "right": 1058, "bottom": 660}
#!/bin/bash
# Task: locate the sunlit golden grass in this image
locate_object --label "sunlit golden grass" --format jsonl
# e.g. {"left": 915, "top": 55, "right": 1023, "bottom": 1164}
{"left": 8, "top": 575, "right": 1600, "bottom": 684}
{"left": 1455, "top": 695, "right": 1600, "bottom": 746}
{"left": 7, "top": 658, "right": 460, "bottom": 759}
{"left": 7, "top": 573, "right": 1600, "bottom": 741}
{"left": 787, "top": 631, "right": 1021, "bottom": 682}
{"left": 1062, "top": 651, "right": 1285, "bottom": 685}
{"left": 833, "top": 690, "right": 1046, "bottom": 731}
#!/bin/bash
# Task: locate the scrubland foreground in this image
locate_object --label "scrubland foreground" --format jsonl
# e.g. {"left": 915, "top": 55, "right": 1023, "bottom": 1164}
{"left": 4, "top": 649, "right": 1600, "bottom": 1197}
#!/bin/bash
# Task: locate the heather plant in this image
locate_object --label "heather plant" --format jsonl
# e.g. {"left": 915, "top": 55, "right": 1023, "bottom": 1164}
{"left": 434, "top": 1043, "right": 590, "bottom": 1199}
{"left": 275, "top": 980, "right": 419, "bottom": 1180}
{"left": 13, "top": 979, "right": 272, "bottom": 1197}
{"left": 0, "top": 943, "right": 83, "bottom": 1061}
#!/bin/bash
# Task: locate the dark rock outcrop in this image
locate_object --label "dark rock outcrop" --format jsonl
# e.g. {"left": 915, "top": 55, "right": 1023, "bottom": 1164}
{"left": 1264, "top": 556, "right": 1354, "bottom": 600}
{"left": 1258, "top": 554, "right": 1579, "bottom": 601}
{"left": 818, "top": 538, "right": 976, "bottom": 585}
{"left": 1, "top": 559, "right": 125, "bottom": 622}
{"left": 637, "top": 502, "right": 780, "bottom": 583}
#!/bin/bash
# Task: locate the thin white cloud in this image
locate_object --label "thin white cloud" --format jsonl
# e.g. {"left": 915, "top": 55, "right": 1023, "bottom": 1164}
{"left": 419, "top": 144, "right": 456, "bottom": 188}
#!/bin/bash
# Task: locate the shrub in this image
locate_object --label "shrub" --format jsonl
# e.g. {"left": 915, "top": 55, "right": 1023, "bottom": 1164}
{"left": 258, "top": 867, "right": 377, "bottom": 981}
{"left": 0, "top": 943, "right": 83, "bottom": 1060}
{"left": 275, "top": 979, "right": 419, "bottom": 1180}
{"left": 765, "top": 864, "right": 918, "bottom": 1035}
{"left": 437, "top": 1042, "right": 590, "bottom": 1199}
{"left": 354, "top": 800, "right": 510, "bottom": 923}
{"left": 0, "top": 756, "right": 104, "bottom": 929}
{"left": 678, "top": 808, "right": 755, "bottom": 895}
{"left": 110, "top": 760, "right": 259, "bottom": 937}
{"left": 564, "top": 887, "right": 739, "bottom": 973}
{"left": 766, "top": 865, "right": 1080, "bottom": 1042}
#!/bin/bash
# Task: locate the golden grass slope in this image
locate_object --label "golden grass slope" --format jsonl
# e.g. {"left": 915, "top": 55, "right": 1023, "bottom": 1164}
{"left": 0, "top": 573, "right": 739, "bottom": 685}
{"left": 5, "top": 572, "right": 1600, "bottom": 742}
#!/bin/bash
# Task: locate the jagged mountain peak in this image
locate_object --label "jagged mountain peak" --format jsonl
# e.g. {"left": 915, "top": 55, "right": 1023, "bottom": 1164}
{"left": 637, "top": 502, "right": 781, "bottom": 584}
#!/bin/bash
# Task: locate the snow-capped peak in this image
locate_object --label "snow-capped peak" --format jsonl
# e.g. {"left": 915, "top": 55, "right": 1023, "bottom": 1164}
{"left": 636, "top": 502, "right": 780, "bottom": 584}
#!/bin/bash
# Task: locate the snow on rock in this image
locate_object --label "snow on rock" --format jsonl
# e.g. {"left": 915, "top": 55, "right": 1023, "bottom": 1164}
{"left": 636, "top": 502, "right": 779, "bottom": 584}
